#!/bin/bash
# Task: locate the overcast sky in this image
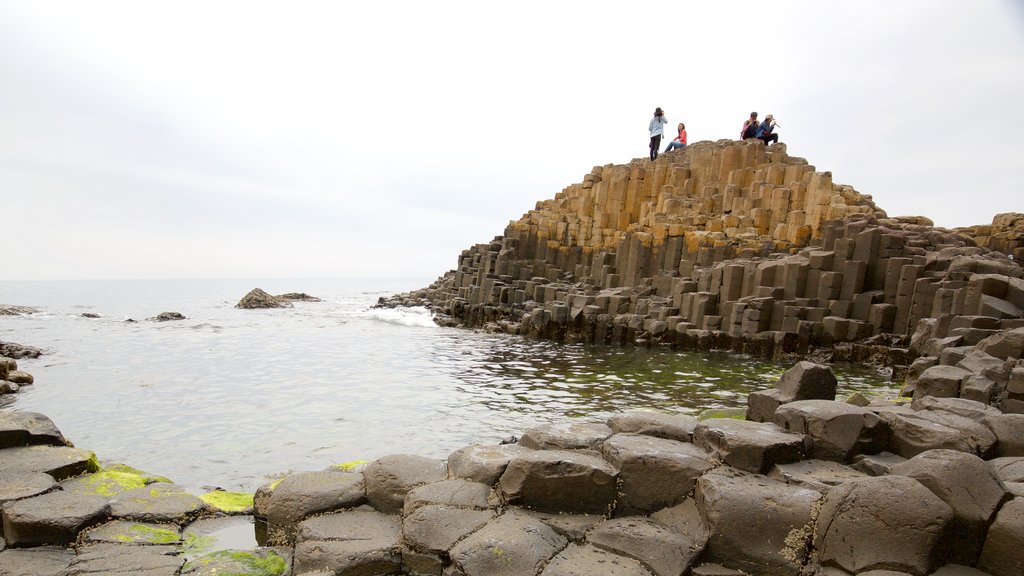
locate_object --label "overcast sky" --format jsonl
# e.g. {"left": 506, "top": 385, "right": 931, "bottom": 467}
{"left": 1, "top": 1, "right": 1022, "bottom": 281}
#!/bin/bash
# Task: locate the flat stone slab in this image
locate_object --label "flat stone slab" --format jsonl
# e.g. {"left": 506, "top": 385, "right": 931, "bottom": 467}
{"left": 265, "top": 470, "right": 365, "bottom": 542}
{"left": 402, "top": 479, "right": 493, "bottom": 515}
{"left": 296, "top": 508, "right": 400, "bottom": 544}
{"left": 851, "top": 451, "right": 907, "bottom": 476}
{"left": 773, "top": 400, "right": 887, "bottom": 462}
{"left": 910, "top": 396, "right": 1002, "bottom": 422}
{"left": 2, "top": 490, "right": 110, "bottom": 547}
{"left": 363, "top": 454, "right": 446, "bottom": 514}
{"left": 498, "top": 449, "right": 617, "bottom": 514}
{"left": 0, "top": 470, "right": 56, "bottom": 506}
{"left": 81, "top": 520, "right": 181, "bottom": 546}
{"left": 109, "top": 483, "right": 207, "bottom": 524}
{"left": 402, "top": 504, "right": 494, "bottom": 553}
{"left": 293, "top": 537, "right": 401, "bottom": 575}
{"left": 447, "top": 443, "right": 533, "bottom": 485}
{"left": 0, "top": 445, "right": 98, "bottom": 480}
{"left": 449, "top": 512, "right": 567, "bottom": 576}
{"left": 65, "top": 543, "right": 184, "bottom": 576}
{"left": 540, "top": 543, "right": 654, "bottom": 576}
{"left": 878, "top": 411, "right": 995, "bottom": 458}
{"left": 692, "top": 418, "right": 809, "bottom": 474}
{"left": 0, "top": 546, "right": 75, "bottom": 575}
{"left": 516, "top": 510, "right": 605, "bottom": 541}
{"left": 0, "top": 412, "right": 68, "bottom": 448}
{"left": 181, "top": 548, "right": 288, "bottom": 575}
{"left": 519, "top": 421, "right": 613, "bottom": 451}
{"left": 606, "top": 411, "right": 699, "bottom": 442}
{"left": 587, "top": 516, "right": 703, "bottom": 576}
{"left": 768, "top": 460, "right": 869, "bottom": 493}
{"left": 601, "top": 433, "right": 713, "bottom": 514}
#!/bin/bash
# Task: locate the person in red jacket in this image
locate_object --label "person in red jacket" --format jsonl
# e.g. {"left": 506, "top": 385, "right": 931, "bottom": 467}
{"left": 664, "top": 123, "right": 687, "bottom": 153}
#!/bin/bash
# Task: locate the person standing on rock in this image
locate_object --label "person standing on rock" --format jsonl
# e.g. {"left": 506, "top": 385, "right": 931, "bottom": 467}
{"left": 664, "top": 122, "right": 687, "bottom": 153}
{"left": 741, "top": 111, "right": 759, "bottom": 140}
{"left": 648, "top": 107, "right": 668, "bottom": 161}
{"left": 757, "top": 114, "right": 779, "bottom": 145}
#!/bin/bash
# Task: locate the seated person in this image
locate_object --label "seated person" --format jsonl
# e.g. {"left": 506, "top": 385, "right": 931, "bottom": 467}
{"left": 741, "top": 111, "right": 759, "bottom": 139}
{"left": 756, "top": 114, "right": 779, "bottom": 145}
{"left": 665, "top": 123, "right": 688, "bottom": 152}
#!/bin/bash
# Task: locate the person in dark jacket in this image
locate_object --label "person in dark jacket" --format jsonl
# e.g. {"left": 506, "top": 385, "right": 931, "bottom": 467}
{"left": 741, "top": 111, "right": 759, "bottom": 140}
{"left": 756, "top": 114, "right": 779, "bottom": 145}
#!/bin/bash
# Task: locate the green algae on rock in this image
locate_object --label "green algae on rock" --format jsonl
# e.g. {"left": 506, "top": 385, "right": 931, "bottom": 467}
{"left": 64, "top": 463, "right": 170, "bottom": 497}
{"left": 331, "top": 459, "right": 369, "bottom": 472}
{"left": 82, "top": 520, "right": 181, "bottom": 545}
{"left": 697, "top": 408, "right": 746, "bottom": 421}
{"left": 181, "top": 548, "right": 288, "bottom": 576}
{"left": 199, "top": 491, "right": 255, "bottom": 514}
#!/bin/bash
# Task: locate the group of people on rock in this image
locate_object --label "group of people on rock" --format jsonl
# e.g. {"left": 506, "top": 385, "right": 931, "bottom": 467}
{"left": 646, "top": 107, "right": 778, "bottom": 161}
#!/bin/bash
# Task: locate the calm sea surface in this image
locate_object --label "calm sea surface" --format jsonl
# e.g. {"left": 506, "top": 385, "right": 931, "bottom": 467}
{"left": 0, "top": 279, "right": 896, "bottom": 492}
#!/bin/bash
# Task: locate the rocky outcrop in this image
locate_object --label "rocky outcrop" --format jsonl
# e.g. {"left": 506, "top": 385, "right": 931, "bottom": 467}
{"left": 147, "top": 312, "right": 186, "bottom": 322}
{"left": 955, "top": 212, "right": 1024, "bottom": 261}
{"left": 235, "top": 288, "right": 293, "bottom": 309}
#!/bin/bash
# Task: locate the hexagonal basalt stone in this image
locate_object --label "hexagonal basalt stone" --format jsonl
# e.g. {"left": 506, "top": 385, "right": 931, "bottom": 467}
{"left": 519, "top": 421, "right": 613, "bottom": 451}
{"left": 81, "top": 520, "right": 181, "bottom": 546}
{"left": 2, "top": 490, "right": 110, "bottom": 547}
{"left": 772, "top": 400, "right": 887, "bottom": 462}
{"left": 447, "top": 444, "right": 533, "bottom": 486}
{"left": 66, "top": 543, "right": 185, "bottom": 576}
{"left": 0, "top": 470, "right": 56, "bottom": 506}
{"left": 978, "top": 498, "right": 1024, "bottom": 576}
{"left": 109, "top": 483, "right": 208, "bottom": 524}
{"left": 0, "top": 445, "right": 99, "bottom": 480}
{"left": 587, "top": 516, "right": 703, "bottom": 576}
{"left": 403, "top": 479, "right": 493, "bottom": 516}
{"left": 601, "top": 433, "right": 714, "bottom": 515}
{"left": 498, "top": 449, "right": 617, "bottom": 514}
{"left": 0, "top": 412, "right": 69, "bottom": 448}
{"left": 692, "top": 419, "right": 809, "bottom": 474}
{"left": 265, "top": 470, "right": 365, "bottom": 542}
{"left": 363, "top": 454, "right": 446, "bottom": 515}
{"left": 606, "top": 411, "right": 699, "bottom": 443}
{"left": 292, "top": 509, "right": 401, "bottom": 576}
{"left": 0, "top": 547, "right": 75, "bottom": 575}
{"left": 540, "top": 544, "right": 654, "bottom": 576}
{"left": 402, "top": 504, "right": 494, "bottom": 554}
{"left": 449, "top": 512, "right": 567, "bottom": 576}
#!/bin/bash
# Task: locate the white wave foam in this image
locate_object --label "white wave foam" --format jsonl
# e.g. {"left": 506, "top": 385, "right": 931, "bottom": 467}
{"left": 364, "top": 306, "right": 436, "bottom": 328}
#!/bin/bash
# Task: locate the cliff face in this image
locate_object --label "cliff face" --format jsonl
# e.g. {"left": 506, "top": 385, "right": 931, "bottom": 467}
{"left": 386, "top": 139, "right": 1023, "bottom": 361}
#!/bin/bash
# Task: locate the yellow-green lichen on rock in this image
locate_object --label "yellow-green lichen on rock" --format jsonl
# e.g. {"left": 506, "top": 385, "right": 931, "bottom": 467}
{"left": 697, "top": 407, "right": 747, "bottom": 421}
{"left": 182, "top": 549, "right": 287, "bottom": 576}
{"left": 180, "top": 531, "right": 217, "bottom": 556}
{"left": 199, "top": 491, "right": 254, "bottom": 514}
{"left": 73, "top": 464, "right": 167, "bottom": 497}
{"left": 331, "top": 459, "right": 369, "bottom": 472}
{"left": 113, "top": 523, "right": 181, "bottom": 545}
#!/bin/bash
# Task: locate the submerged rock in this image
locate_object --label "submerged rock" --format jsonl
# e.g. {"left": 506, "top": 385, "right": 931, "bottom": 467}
{"left": 276, "top": 292, "right": 323, "bottom": 302}
{"left": 148, "top": 312, "right": 186, "bottom": 322}
{"left": 0, "top": 341, "right": 43, "bottom": 359}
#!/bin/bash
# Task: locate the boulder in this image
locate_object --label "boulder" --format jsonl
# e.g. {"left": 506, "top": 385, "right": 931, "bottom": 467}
{"left": 0, "top": 412, "right": 69, "bottom": 448}
{"left": 877, "top": 411, "right": 996, "bottom": 458}
{"left": 850, "top": 452, "right": 907, "bottom": 476}
{"left": 813, "top": 475, "right": 954, "bottom": 575}
{"left": 914, "top": 365, "right": 971, "bottom": 398}
{"left": 402, "top": 504, "right": 494, "bottom": 554}
{"left": 890, "top": 450, "right": 1011, "bottom": 565}
{"left": 977, "top": 498, "right": 1024, "bottom": 576}
{"left": 148, "top": 312, "right": 185, "bottom": 322}
{"left": 958, "top": 349, "right": 1010, "bottom": 381}
{"left": 498, "top": 449, "right": 617, "bottom": 514}
{"left": 692, "top": 418, "right": 809, "bottom": 474}
{"left": 988, "top": 457, "right": 1024, "bottom": 483}
{"left": 587, "top": 516, "right": 703, "bottom": 576}
{"left": 519, "top": 421, "right": 613, "bottom": 451}
{"left": 982, "top": 414, "right": 1024, "bottom": 456}
{"left": 772, "top": 400, "right": 887, "bottom": 462}
{"left": 363, "top": 454, "right": 446, "bottom": 515}
{"left": 447, "top": 443, "right": 533, "bottom": 486}
{"left": 235, "top": 288, "right": 293, "bottom": 309}
{"left": 265, "top": 470, "right": 365, "bottom": 542}
{"left": 1, "top": 490, "right": 110, "bottom": 546}
{"left": 601, "top": 433, "right": 714, "bottom": 515}
{"left": 0, "top": 342, "right": 43, "bottom": 359}
{"left": 0, "top": 470, "right": 56, "bottom": 506}
{"left": 402, "top": 479, "right": 492, "bottom": 515}
{"left": 5, "top": 371, "right": 32, "bottom": 385}
{"left": 109, "top": 483, "right": 208, "bottom": 524}
{"left": 0, "top": 445, "right": 99, "bottom": 480}
{"left": 695, "top": 468, "right": 820, "bottom": 576}
{"left": 0, "top": 547, "right": 74, "bottom": 575}
{"left": 449, "top": 512, "right": 567, "bottom": 576}
{"left": 606, "top": 411, "right": 699, "bottom": 442}
{"left": 539, "top": 544, "right": 653, "bottom": 576}
{"left": 976, "top": 327, "right": 1024, "bottom": 360}
{"left": 910, "top": 396, "right": 1002, "bottom": 422}
{"left": 292, "top": 509, "right": 402, "bottom": 576}
{"left": 767, "top": 460, "right": 868, "bottom": 493}
{"left": 746, "top": 361, "right": 838, "bottom": 422}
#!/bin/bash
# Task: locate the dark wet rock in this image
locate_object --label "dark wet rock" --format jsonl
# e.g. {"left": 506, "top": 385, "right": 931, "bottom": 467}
{"left": 515, "top": 510, "right": 604, "bottom": 542}
{"left": 649, "top": 498, "right": 708, "bottom": 552}
{"left": 606, "top": 411, "right": 699, "bottom": 443}
{"left": 148, "top": 312, "right": 185, "bottom": 322}
{"left": 402, "top": 547, "right": 444, "bottom": 576}
{"left": 773, "top": 400, "right": 887, "bottom": 462}
{"left": 67, "top": 543, "right": 184, "bottom": 575}
{"left": 601, "top": 433, "right": 714, "bottom": 515}
{"left": 977, "top": 498, "right": 1024, "bottom": 576}
{"left": 0, "top": 306, "right": 38, "bottom": 316}
{"left": 540, "top": 544, "right": 653, "bottom": 576}
{"left": 989, "top": 456, "right": 1024, "bottom": 483}
{"left": 181, "top": 548, "right": 288, "bottom": 576}
{"left": 1, "top": 490, "right": 110, "bottom": 547}
{"left": 0, "top": 412, "right": 70, "bottom": 448}
{"left": 813, "top": 475, "right": 954, "bottom": 575}
{"left": 982, "top": 414, "right": 1024, "bottom": 456}
{"left": 498, "top": 449, "right": 617, "bottom": 514}
{"left": 6, "top": 371, "right": 33, "bottom": 386}
{"left": 914, "top": 365, "right": 971, "bottom": 398}
{"left": 587, "top": 516, "right": 702, "bottom": 576}
{"left": 0, "top": 381, "right": 18, "bottom": 395}
{"left": 81, "top": 521, "right": 181, "bottom": 546}
{"left": 890, "top": 450, "right": 1011, "bottom": 565}
{"left": 0, "top": 445, "right": 99, "bottom": 480}
{"left": 0, "top": 471, "right": 56, "bottom": 506}
{"left": 692, "top": 418, "right": 809, "bottom": 474}
{"left": 292, "top": 509, "right": 401, "bottom": 576}
{"left": 850, "top": 451, "right": 907, "bottom": 476}
{"left": 402, "top": 479, "right": 492, "bottom": 516}
{"left": 0, "top": 546, "right": 74, "bottom": 575}
{"left": 81, "top": 313, "right": 101, "bottom": 319}
{"left": 235, "top": 288, "right": 293, "bottom": 310}
{"left": 746, "top": 361, "right": 838, "bottom": 422}
{"left": 363, "top": 454, "right": 446, "bottom": 515}
{"left": 910, "top": 395, "right": 1002, "bottom": 421}
{"left": 696, "top": 468, "right": 820, "bottom": 575}
{"left": 402, "top": 504, "right": 493, "bottom": 554}
{"left": 109, "top": 483, "right": 207, "bottom": 524}
{"left": 448, "top": 512, "right": 567, "bottom": 576}
{"left": 0, "top": 342, "right": 43, "bottom": 359}
{"left": 276, "top": 292, "right": 323, "bottom": 302}
{"left": 447, "top": 443, "right": 533, "bottom": 486}
{"left": 877, "top": 410, "right": 995, "bottom": 458}
{"left": 519, "top": 421, "right": 613, "bottom": 451}
{"left": 767, "top": 459, "right": 868, "bottom": 493}
{"left": 265, "top": 470, "right": 365, "bottom": 542}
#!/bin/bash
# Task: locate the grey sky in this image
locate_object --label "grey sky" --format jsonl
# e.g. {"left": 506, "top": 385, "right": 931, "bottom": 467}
{"left": 2, "top": 1, "right": 1022, "bottom": 281}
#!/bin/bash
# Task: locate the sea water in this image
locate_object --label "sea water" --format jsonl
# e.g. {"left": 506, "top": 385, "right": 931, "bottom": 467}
{"left": 0, "top": 278, "right": 896, "bottom": 492}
